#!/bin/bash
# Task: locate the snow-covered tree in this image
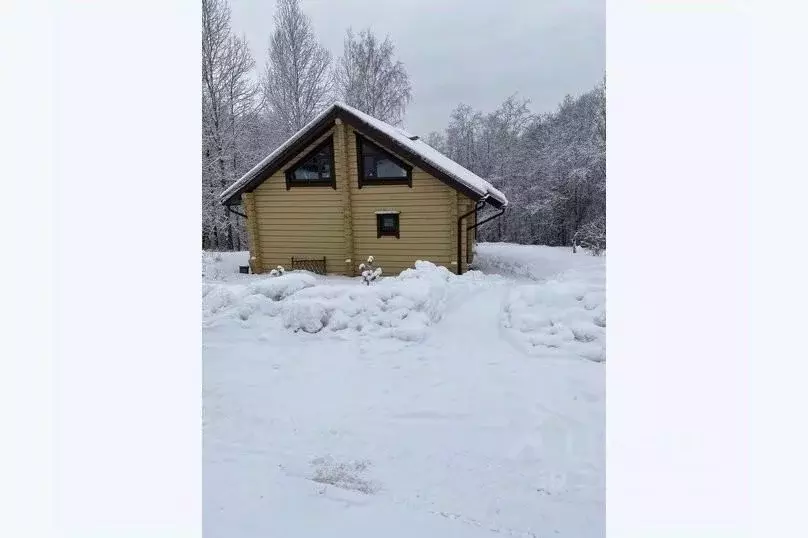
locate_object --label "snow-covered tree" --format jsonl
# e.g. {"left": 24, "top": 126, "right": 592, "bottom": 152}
{"left": 424, "top": 131, "right": 446, "bottom": 153}
{"left": 261, "top": 0, "right": 332, "bottom": 137}
{"left": 573, "top": 216, "right": 606, "bottom": 255}
{"left": 334, "top": 28, "right": 412, "bottom": 125}
{"left": 430, "top": 78, "right": 606, "bottom": 247}
{"left": 444, "top": 103, "right": 484, "bottom": 173}
{"left": 202, "top": 0, "right": 259, "bottom": 250}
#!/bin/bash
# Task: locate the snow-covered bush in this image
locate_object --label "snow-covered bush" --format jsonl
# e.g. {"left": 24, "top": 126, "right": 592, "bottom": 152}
{"left": 573, "top": 217, "right": 606, "bottom": 256}
{"left": 358, "top": 255, "right": 383, "bottom": 285}
{"left": 203, "top": 259, "right": 497, "bottom": 340}
{"left": 269, "top": 265, "right": 286, "bottom": 277}
{"left": 249, "top": 272, "right": 316, "bottom": 301}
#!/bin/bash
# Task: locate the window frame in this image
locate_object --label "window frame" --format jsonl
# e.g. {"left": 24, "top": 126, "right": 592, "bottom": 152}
{"left": 355, "top": 134, "right": 413, "bottom": 188}
{"left": 376, "top": 211, "right": 401, "bottom": 239}
{"left": 284, "top": 135, "right": 337, "bottom": 190}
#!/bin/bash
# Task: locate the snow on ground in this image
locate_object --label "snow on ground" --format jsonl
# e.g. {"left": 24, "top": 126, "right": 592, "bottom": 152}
{"left": 203, "top": 244, "right": 605, "bottom": 537}
{"left": 472, "top": 242, "right": 604, "bottom": 282}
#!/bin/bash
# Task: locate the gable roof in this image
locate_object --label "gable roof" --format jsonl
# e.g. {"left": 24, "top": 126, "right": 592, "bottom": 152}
{"left": 219, "top": 102, "right": 508, "bottom": 208}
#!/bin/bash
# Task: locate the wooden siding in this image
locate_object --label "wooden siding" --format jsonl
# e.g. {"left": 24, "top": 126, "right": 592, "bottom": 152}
{"left": 242, "top": 192, "right": 262, "bottom": 272}
{"left": 251, "top": 128, "right": 348, "bottom": 274}
{"left": 246, "top": 121, "right": 478, "bottom": 276}
{"left": 346, "top": 125, "right": 463, "bottom": 275}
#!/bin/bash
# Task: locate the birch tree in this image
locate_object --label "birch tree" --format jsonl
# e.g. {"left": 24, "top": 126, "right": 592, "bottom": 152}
{"left": 445, "top": 104, "right": 483, "bottom": 171}
{"left": 261, "top": 0, "right": 332, "bottom": 136}
{"left": 202, "top": 0, "right": 259, "bottom": 250}
{"left": 334, "top": 28, "right": 412, "bottom": 125}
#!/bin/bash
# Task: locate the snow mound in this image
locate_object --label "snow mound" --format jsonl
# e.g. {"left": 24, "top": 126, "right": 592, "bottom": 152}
{"left": 202, "top": 283, "right": 250, "bottom": 315}
{"left": 204, "top": 260, "right": 497, "bottom": 341}
{"left": 202, "top": 272, "right": 315, "bottom": 320}
{"left": 249, "top": 272, "right": 317, "bottom": 301}
{"left": 501, "top": 264, "right": 606, "bottom": 362}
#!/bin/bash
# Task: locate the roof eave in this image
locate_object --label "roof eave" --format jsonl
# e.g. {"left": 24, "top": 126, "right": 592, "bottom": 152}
{"left": 335, "top": 109, "right": 492, "bottom": 205}
{"left": 219, "top": 103, "right": 509, "bottom": 208}
{"left": 219, "top": 107, "right": 340, "bottom": 206}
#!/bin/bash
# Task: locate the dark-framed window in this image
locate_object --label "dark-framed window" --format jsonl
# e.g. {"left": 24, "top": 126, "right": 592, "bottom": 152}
{"left": 356, "top": 134, "right": 412, "bottom": 188}
{"left": 376, "top": 212, "right": 400, "bottom": 238}
{"left": 285, "top": 136, "right": 336, "bottom": 190}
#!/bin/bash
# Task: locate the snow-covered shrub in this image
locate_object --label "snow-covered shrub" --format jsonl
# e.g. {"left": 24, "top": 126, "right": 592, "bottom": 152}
{"left": 573, "top": 217, "right": 606, "bottom": 256}
{"left": 359, "top": 255, "right": 383, "bottom": 285}
{"left": 203, "top": 259, "right": 499, "bottom": 339}
{"left": 269, "top": 265, "right": 286, "bottom": 277}
{"left": 248, "top": 273, "right": 316, "bottom": 301}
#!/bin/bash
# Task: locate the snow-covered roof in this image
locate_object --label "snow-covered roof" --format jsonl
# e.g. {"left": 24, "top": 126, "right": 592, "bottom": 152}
{"left": 220, "top": 102, "right": 508, "bottom": 208}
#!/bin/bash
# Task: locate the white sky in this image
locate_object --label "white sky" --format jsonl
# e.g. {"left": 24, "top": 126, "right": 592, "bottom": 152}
{"left": 229, "top": 0, "right": 605, "bottom": 136}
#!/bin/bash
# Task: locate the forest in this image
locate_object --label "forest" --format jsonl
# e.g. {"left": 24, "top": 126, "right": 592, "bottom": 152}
{"left": 202, "top": 0, "right": 606, "bottom": 252}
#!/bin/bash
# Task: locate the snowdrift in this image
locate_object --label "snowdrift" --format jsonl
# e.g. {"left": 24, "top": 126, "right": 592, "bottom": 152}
{"left": 501, "top": 264, "right": 605, "bottom": 362}
{"left": 203, "top": 261, "right": 497, "bottom": 341}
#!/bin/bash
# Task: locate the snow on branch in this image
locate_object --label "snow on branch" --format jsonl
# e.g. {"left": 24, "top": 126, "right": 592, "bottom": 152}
{"left": 358, "top": 255, "right": 382, "bottom": 285}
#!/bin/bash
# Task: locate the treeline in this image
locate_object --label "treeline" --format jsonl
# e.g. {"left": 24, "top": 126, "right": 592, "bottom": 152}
{"left": 202, "top": 0, "right": 604, "bottom": 251}
{"left": 426, "top": 80, "right": 606, "bottom": 247}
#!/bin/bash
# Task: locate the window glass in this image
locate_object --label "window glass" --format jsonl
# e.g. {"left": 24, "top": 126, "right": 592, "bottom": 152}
{"left": 359, "top": 137, "right": 409, "bottom": 181}
{"left": 289, "top": 140, "right": 333, "bottom": 182}
{"left": 376, "top": 212, "right": 400, "bottom": 237}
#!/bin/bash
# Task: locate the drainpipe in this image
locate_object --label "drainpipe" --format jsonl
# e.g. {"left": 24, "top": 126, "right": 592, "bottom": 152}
{"left": 456, "top": 195, "right": 505, "bottom": 275}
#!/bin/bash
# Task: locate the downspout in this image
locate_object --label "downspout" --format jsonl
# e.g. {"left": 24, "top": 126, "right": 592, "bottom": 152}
{"left": 456, "top": 198, "right": 485, "bottom": 275}
{"left": 456, "top": 195, "right": 506, "bottom": 275}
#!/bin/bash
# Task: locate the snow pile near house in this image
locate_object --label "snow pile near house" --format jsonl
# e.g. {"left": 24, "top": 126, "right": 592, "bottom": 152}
{"left": 202, "top": 272, "right": 317, "bottom": 317}
{"left": 283, "top": 261, "right": 496, "bottom": 339}
{"left": 501, "top": 263, "right": 605, "bottom": 362}
{"left": 204, "top": 261, "right": 499, "bottom": 341}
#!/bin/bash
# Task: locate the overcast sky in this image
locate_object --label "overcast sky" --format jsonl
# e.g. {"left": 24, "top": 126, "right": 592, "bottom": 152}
{"left": 229, "top": 0, "right": 604, "bottom": 136}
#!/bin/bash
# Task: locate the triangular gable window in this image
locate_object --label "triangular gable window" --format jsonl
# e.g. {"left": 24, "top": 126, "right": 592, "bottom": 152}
{"left": 285, "top": 136, "right": 336, "bottom": 189}
{"left": 355, "top": 134, "right": 412, "bottom": 188}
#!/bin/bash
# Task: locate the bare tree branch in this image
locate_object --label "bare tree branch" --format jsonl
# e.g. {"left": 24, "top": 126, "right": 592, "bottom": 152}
{"left": 334, "top": 28, "right": 411, "bottom": 125}
{"left": 261, "top": 0, "right": 332, "bottom": 136}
